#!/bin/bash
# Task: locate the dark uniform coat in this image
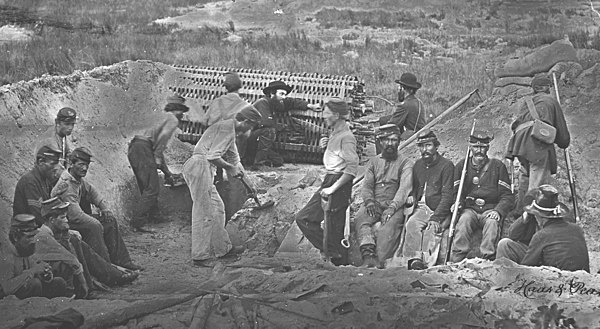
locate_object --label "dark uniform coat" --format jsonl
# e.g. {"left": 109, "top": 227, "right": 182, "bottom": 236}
{"left": 454, "top": 158, "right": 514, "bottom": 219}
{"left": 506, "top": 93, "right": 570, "bottom": 174}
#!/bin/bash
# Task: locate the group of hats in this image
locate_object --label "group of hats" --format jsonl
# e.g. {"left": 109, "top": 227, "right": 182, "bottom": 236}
{"left": 11, "top": 197, "right": 70, "bottom": 233}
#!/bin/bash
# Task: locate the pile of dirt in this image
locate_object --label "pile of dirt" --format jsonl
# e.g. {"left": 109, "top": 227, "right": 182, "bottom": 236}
{"left": 3, "top": 256, "right": 600, "bottom": 328}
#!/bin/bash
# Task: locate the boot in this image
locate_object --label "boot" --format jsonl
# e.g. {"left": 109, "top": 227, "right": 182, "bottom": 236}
{"left": 360, "top": 244, "right": 378, "bottom": 268}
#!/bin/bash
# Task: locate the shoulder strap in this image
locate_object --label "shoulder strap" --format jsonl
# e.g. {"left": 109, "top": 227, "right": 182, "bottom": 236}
{"left": 478, "top": 159, "right": 493, "bottom": 181}
{"left": 415, "top": 97, "right": 422, "bottom": 126}
{"left": 525, "top": 96, "right": 540, "bottom": 121}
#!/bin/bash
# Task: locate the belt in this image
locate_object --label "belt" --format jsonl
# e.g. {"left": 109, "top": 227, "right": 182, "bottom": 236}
{"left": 466, "top": 196, "right": 487, "bottom": 207}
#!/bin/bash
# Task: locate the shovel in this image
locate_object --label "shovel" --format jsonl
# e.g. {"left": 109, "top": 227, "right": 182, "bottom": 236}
{"left": 238, "top": 175, "right": 275, "bottom": 210}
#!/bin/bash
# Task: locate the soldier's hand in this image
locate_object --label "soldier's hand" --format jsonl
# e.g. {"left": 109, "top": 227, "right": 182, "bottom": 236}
{"left": 228, "top": 166, "right": 243, "bottom": 179}
{"left": 426, "top": 221, "right": 442, "bottom": 234}
{"left": 68, "top": 230, "right": 82, "bottom": 241}
{"left": 308, "top": 104, "right": 322, "bottom": 111}
{"left": 485, "top": 210, "right": 500, "bottom": 221}
{"left": 450, "top": 202, "right": 462, "bottom": 213}
{"left": 320, "top": 187, "right": 335, "bottom": 199}
{"left": 319, "top": 137, "right": 329, "bottom": 149}
{"left": 30, "top": 261, "right": 49, "bottom": 276}
{"left": 365, "top": 201, "right": 378, "bottom": 217}
{"left": 381, "top": 207, "right": 396, "bottom": 225}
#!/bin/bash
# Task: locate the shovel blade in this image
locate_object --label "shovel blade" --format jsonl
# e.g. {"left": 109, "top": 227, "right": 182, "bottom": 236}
{"left": 276, "top": 221, "right": 321, "bottom": 256}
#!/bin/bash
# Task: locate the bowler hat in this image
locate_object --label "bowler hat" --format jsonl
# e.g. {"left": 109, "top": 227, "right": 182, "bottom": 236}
{"left": 395, "top": 73, "right": 422, "bottom": 89}
{"left": 469, "top": 130, "right": 493, "bottom": 146}
{"left": 41, "top": 197, "right": 70, "bottom": 219}
{"left": 56, "top": 107, "right": 77, "bottom": 123}
{"left": 416, "top": 128, "right": 438, "bottom": 145}
{"left": 524, "top": 185, "right": 569, "bottom": 219}
{"left": 263, "top": 81, "right": 293, "bottom": 95}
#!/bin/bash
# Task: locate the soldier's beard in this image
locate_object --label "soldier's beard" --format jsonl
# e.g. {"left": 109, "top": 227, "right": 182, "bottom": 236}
{"left": 16, "top": 242, "right": 35, "bottom": 257}
{"left": 421, "top": 151, "right": 435, "bottom": 163}
{"left": 397, "top": 90, "right": 405, "bottom": 102}
{"left": 382, "top": 147, "right": 398, "bottom": 160}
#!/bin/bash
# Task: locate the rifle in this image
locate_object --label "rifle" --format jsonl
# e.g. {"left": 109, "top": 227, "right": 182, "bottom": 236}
{"left": 444, "top": 119, "right": 476, "bottom": 265}
{"left": 552, "top": 72, "right": 580, "bottom": 221}
{"left": 61, "top": 136, "right": 67, "bottom": 168}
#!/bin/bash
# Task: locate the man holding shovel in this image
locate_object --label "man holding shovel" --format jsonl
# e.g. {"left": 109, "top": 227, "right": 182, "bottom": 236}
{"left": 182, "top": 104, "right": 262, "bottom": 267}
{"left": 296, "top": 98, "right": 359, "bottom": 266}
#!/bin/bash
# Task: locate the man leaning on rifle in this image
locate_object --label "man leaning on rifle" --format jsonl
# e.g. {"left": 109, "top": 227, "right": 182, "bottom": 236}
{"left": 450, "top": 130, "right": 514, "bottom": 263}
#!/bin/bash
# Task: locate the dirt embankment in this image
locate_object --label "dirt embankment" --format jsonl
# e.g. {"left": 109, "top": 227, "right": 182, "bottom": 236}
{"left": 0, "top": 60, "right": 191, "bottom": 236}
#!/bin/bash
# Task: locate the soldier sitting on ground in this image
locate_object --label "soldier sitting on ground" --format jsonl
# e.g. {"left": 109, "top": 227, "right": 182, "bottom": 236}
{"left": 0, "top": 214, "right": 70, "bottom": 299}
{"left": 13, "top": 144, "right": 63, "bottom": 226}
{"left": 51, "top": 147, "right": 142, "bottom": 271}
{"left": 450, "top": 130, "right": 514, "bottom": 263}
{"left": 354, "top": 124, "right": 413, "bottom": 268}
{"left": 402, "top": 129, "right": 454, "bottom": 266}
{"left": 35, "top": 197, "right": 139, "bottom": 292}
{"left": 499, "top": 184, "right": 588, "bottom": 272}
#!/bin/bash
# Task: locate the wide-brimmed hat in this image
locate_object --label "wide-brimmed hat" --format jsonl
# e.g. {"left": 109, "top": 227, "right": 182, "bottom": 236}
{"left": 263, "top": 81, "right": 293, "bottom": 95}
{"left": 524, "top": 185, "right": 570, "bottom": 219}
{"left": 469, "top": 129, "right": 493, "bottom": 146}
{"left": 395, "top": 73, "right": 422, "bottom": 89}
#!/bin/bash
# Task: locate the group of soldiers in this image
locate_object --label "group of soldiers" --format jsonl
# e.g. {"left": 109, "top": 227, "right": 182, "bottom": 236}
{"left": 180, "top": 70, "right": 589, "bottom": 273}
{"left": 1, "top": 69, "right": 590, "bottom": 301}
{"left": 3, "top": 108, "right": 142, "bottom": 300}
{"left": 307, "top": 72, "right": 588, "bottom": 271}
